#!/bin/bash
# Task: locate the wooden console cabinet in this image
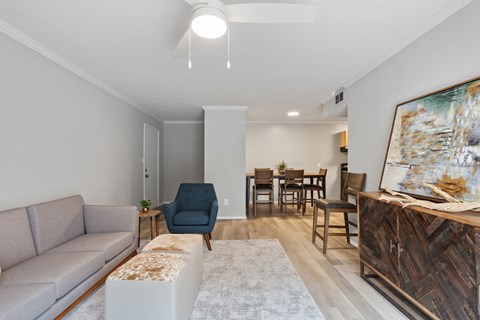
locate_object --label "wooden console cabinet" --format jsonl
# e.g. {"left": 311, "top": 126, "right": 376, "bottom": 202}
{"left": 358, "top": 192, "right": 480, "bottom": 320}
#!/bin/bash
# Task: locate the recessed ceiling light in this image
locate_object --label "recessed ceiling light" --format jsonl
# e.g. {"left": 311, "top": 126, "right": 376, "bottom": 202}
{"left": 288, "top": 111, "right": 300, "bottom": 116}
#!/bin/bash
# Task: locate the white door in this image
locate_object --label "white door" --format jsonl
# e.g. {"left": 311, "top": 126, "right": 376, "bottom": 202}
{"left": 143, "top": 124, "right": 159, "bottom": 206}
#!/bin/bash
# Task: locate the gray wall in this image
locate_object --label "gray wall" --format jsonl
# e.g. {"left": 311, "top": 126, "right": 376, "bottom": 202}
{"left": 0, "top": 32, "right": 163, "bottom": 210}
{"left": 204, "top": 107, "right": 247, "bottom": 219}
{"left": 246, "top": 122, "right": 348, "bottom": 200}
{"left": 337, "top": 0, "right": 480, "bottom": 192}
{"left": 163, "top": 122, "right": 204, "bottom": 201}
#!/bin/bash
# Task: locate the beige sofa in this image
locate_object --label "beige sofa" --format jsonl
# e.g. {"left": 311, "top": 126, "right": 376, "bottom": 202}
{"left": 0, "top": 195, "right": 138, "bottom": 320}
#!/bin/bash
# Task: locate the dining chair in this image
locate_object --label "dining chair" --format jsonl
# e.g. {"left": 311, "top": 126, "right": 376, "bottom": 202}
{"left": 279, "top": 169, "right": 305, "bottom": 213}
{"left": 303, "top": 168, "right": 327, "bottom": 210}
{"left": 277, "top": 167, "right": 293, "bottom": 207}
{"left": 312, "top": 172, "right": 366, "bottom": 253}
{"left": 253, "top": 168, "right": 275, "bottom": 215}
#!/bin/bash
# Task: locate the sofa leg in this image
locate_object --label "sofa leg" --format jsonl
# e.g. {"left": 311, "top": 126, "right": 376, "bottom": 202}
{"left": 203, "top": 233, "right": 212, "bottom": 251}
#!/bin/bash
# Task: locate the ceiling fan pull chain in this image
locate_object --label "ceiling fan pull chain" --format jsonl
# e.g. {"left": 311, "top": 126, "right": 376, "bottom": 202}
{"left": 188, "top": 26, "right": 192, "bottom": 69}
{"left": 227, "top": 23, "right": 230, "bottom": 69}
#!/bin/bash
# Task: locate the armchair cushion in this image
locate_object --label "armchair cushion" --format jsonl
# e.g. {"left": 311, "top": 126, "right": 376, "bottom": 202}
{"left": 173, "top": 211, "right": 209, "bottom": 226}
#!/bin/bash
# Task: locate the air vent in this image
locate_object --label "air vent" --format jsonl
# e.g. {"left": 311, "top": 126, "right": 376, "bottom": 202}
{"left": 335, "top": 90, "right": 344, "bottom": 105}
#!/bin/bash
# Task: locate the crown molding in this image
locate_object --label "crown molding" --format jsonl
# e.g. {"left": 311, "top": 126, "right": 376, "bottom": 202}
{"left": 163, "top": 120, "right": 347, "bottom": 125}
{"left": 164, "top": 120, "right": 204, "bottom": 124}
{"left": 246, "top": 120, "right": 347, "bottom": 125}
{"left": 202, "top": 106, "right": 248, "bottom": 111}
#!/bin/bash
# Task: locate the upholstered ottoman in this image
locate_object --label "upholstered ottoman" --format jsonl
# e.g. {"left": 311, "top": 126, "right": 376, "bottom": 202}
{"left": 105, "top": 252, "right": 200, "bottom": 320}
{"left": 142, "top": 234, "right": 203, "bottom": 294}
{"left": 141, "top": 234, "right": 203, "bottom": 255}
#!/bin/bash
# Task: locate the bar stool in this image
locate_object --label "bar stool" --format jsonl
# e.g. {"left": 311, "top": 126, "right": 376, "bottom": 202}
{"left": 312, "top": 172, "right": 366, "bottom": 253}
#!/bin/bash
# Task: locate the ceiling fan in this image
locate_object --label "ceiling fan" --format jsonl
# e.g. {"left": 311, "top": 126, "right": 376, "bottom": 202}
{"left": 173, "top": 0, "right": 319, "bottom": 58}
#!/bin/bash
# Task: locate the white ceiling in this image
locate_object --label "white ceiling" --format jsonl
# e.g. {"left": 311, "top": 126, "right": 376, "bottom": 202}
{"left": 0, "top": 0, "right": 471, "bottom": 122}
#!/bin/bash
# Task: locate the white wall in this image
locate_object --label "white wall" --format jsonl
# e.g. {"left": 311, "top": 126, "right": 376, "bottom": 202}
{"left": 0, "top": 32, "right": 163, "bottom": 210}
{"left": 204, "top": 107, "right": 247, "bottom": 219}
{"left": 163, "top": 122, "right": 204, "bottom": 201}
{"left": 341, "top": 0, "right": 480, "bottom": 192}
{"left": 246, "top": 123, "right": 348, "bottom": 200}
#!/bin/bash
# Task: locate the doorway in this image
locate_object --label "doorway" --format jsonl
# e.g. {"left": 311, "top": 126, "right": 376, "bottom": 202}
{"left": 143, "top": 124, "right": 159, "bottom": 207}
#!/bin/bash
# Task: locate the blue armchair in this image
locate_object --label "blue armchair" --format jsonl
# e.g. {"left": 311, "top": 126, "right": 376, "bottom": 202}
{"left": 163, "top": 183, "right": 219, "bottom": 250}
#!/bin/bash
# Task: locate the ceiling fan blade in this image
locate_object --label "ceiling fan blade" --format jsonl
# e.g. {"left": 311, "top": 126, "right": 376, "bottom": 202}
{"left": 225, "top": 3, "right": 318, "bottom": 24}
{"left": 172, "top": 29, "right": 189, "bottom": 58}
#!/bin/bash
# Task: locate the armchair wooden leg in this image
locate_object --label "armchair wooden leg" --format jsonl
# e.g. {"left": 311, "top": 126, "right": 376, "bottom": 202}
{"left": 208, "top": 232, "right": 212, "bottom": 239}
{"left": 203, "top": 233, "right": 212, "bottom": 251}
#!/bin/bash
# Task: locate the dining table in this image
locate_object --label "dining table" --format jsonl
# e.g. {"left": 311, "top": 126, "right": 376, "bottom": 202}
{"left": 245, "top": 171, "right": 324, "bottom": 215}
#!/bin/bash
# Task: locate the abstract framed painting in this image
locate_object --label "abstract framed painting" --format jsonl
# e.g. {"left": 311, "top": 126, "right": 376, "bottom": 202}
{"left": 380, "top": 77, "right": 480, "bottom": 202}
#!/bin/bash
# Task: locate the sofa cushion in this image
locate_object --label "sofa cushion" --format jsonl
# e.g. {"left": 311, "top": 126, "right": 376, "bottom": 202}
{"left": 45, "top": 232, "right": 133, "bottom": 262}
{"left": 0, "top": 283, "right": 56, "bottom": 320}
{"left": 27, "top": 195, "right": 86, "bottom": 254}
{"left": 0, "top": 208, "right": 37, "bottom": 270}
{"left": 173, "top": 211, "right": 209, "bottom": 225}
{"left": 0, "top": 251, "right": 104, "bottom": 299}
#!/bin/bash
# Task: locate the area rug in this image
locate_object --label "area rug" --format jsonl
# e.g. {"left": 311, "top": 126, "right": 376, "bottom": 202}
{"left": 64, "top": 239, "right": 324, "bottom": 320}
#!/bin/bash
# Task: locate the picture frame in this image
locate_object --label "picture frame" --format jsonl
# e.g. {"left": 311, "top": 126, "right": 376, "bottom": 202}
{"left": 380, "top": 76, "right": 480, "bottom": 202}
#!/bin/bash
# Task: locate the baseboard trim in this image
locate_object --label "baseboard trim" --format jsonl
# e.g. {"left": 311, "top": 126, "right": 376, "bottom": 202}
{"left": 217, "top": 216, "right": 247, "bottom": 220}
{"left": 350, "top": 238, "right": 359, "bottom": 248}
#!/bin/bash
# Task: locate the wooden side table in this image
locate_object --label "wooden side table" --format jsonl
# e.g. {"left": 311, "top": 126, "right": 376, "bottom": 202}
{"left": 138, "top": 209, "right": 162, "bottom": 246}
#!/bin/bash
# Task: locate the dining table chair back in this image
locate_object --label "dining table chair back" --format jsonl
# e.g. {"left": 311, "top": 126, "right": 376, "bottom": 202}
{"left": 280, "top": 169, "right": 305, "bottom": 213}
{"left": 253, "top": 168, "right": 275, "bottom": 215}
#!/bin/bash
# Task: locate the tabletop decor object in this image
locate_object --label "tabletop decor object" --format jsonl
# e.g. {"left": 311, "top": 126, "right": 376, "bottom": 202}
{"left": 140, "top": 199, "right": 152, "bottom": 212}
{"left": 380, "top": 182, "right": 480, "bottom": 212}
{"left": 276, "top": 160, "right": 288, "bottom": 174}
{"left": 380, "top": 76, "right": 480, "bottom": 202}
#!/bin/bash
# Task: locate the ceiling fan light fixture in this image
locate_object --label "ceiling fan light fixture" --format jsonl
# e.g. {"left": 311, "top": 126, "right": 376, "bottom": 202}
{"left": 191, "top": 6, "right": 227, "bottom": 39}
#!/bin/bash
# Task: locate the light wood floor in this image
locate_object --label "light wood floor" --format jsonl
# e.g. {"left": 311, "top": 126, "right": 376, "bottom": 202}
{"left": 140, "top": 204, "right": 408, "bottom": 320}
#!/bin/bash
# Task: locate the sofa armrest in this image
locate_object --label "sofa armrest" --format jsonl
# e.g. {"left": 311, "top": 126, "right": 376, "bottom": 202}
{"left": 84, "top": 205, "right": 138, "bottom": 236}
